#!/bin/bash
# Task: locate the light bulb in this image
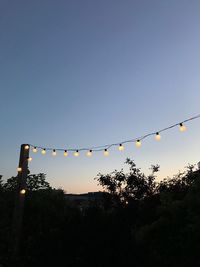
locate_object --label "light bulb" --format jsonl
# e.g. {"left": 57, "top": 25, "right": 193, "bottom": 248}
{"left": 25, "top": 145, "right": 29, "bottom": 150}
{"left": 74, "top": 150, "right": 80, "bottom": 157}
{"left": 86, "top": 150, "right": 92, "bottom": 157}
{"left": 27, "top": 157, "right": 32, "bottom": 162}
{"left": 155, "top": 132, "right": 161, "bottom": 141}
{"left": 20, "top": 189, "right": 26, "bottom": 195}
{"left": 118, "top": 144, "right": 124, "bottom": 151}
{"left": 33, "top": 147, "right": 37, "bottom": 153}
{"left": 135, "top": 140, "right": 142, "bottom": 148}
{"left": 52, "top": 149, "right": 57, "bottom": 156}
{"left": 17, "top": 167, "right": 22, "bottom": 172}
{"left": 104, "top": 149, "right": 109, "bottom": 156}
{"left": 41, "top": 149, "right": 46, "bottom": 155}
{"left": 179, "top": 123, "right": 187, "bottom": 132}
{"left": 64, "top": 150, "right": 68, "bottom": 157}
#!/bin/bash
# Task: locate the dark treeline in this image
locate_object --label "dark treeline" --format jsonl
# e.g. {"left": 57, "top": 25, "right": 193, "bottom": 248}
{"left": 0, "top": 159, "right": 200, "bottom": 267}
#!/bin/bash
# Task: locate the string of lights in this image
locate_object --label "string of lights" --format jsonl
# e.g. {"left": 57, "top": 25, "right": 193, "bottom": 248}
{"left": 26, "top": 114, "right": 200, "bottom": 158}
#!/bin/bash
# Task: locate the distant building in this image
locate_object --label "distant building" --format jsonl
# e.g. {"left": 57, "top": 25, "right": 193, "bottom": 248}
{"left": 65, "top": 191, "right": 105, "bottom": 201}
{"left": 65, "top": 191, "right": 106, "bottom": 210}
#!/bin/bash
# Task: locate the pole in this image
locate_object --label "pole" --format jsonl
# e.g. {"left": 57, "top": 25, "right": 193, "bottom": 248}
{"left": 12, "top": 144, "right": 30, "bottom": 262}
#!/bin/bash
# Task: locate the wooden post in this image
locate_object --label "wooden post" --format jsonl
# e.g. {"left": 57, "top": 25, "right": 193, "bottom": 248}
{"left": 12, "top": 144, "right": 30, "bottom": 262}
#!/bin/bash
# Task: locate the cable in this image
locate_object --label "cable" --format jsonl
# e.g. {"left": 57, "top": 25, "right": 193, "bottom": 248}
{"left": 29, "top": 113, "right": 200, "bottom": 154}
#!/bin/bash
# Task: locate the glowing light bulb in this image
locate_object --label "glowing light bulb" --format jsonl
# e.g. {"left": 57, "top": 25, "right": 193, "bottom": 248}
{"left": 74, "top": 150, "right": 80, "bottom": 157}
{"left": 17, "top": 167, "right": 22, "bottom": 172}
{"left": 64, "top": 150, "right": 68, "bottom": 157}
{"left": 25, "top": 145, "right": 29, "bottom": 150}
{"left": 20, "top": 189, "right": 26, "bottom": 195}
{"left": 179, "top": 123, "right": 187, "bottom": 132}
{"left": 135, "top": 140, "right": 142, "bottom": 148}
{"left": 104, "top": 149, "right": 109, "bottom": 156}
{"left": 33, "top": 147, "right": 37, "bottom": 153}
{"left": 41, "top": 149, "right": 46, "bottom": 155}
{"left": 118, "top": 144, "right": 124, "bottom": 151}
{"left": 86, "top": 150, "right": 93, "bottom": 157}
{"left": 155, "top": 132, "right": 161, "bottom": 141}
{"left": 27, "top": 157, "right": 32, "bottom": 162}
{"left": 52, "top": 149, "right": 57, "bottom": 156}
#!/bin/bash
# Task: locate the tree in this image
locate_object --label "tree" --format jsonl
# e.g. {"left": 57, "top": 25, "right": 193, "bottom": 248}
{"left": 3, "top": 173, "right": 51, "bottom": 192}
{"left": 95, "top": 158, "right": 159, "bottom": 204}
{"left": 135, "top": 164, "right": 200, "bottom": 267}
{"left": 0, "top": 175, "right": 3, "bottom": 191}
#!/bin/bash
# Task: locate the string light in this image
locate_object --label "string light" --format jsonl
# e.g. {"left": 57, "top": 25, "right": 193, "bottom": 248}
{"left": 74, "top": 150, "right": 80, "bottom": 157}
{"left": 64, "top": 150, "right": 68, "bottom": 157}
{"left": 41, "top": 149, "right": 46, "bottom": 155}
{"left": 155, "top": 132, "right": 161, "bottom": 141}
{"left": 135, "top": 140, "right": 141, "bottom": 148}
{"left": 104, "top": 149, "right": 109, "bottom": 156}
{"left": 52, "top": 149, "right": 57, "bottom": 156}
{"left": 20, "top": 189, "right": 26, "bottom": 195}
{"left": 17, "top": 167, "right": 22, "bottom": 172}
{"left": 28, "top": 114, "right": 200, "bottom": 158}
{"left": 33, "top": 147, "right": 37, "bottom": 153}
{"left": 179, "top": 123, "right": 187, "bottom": 132}
{"left": 27, "top": 157, "right": 32, "bottom": 162}
{"left": 86, "top": 150, "right": 93, "bottom": 157}
{"left": 25, "top": 145, "right": 29, "bottom": 150}
{"left": 118, "top": 144, "right": 124, "bottom": 151}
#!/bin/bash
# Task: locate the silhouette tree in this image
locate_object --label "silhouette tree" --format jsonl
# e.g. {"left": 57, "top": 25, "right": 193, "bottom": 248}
{"left": 1, "top": 162, "right": 200, "bottom": 267}
{"left": 3, "top": 173, "right": 51, "bottom": 191}
{"left": 0, "top": 175, "right": 3, "bottom": 191}
{"left": 95, "top": 158, "right": 159, "bottom": 204}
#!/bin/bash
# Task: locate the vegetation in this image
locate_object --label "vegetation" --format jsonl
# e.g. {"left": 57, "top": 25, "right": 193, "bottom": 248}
{"left": 0, "top": 159, "right": 200, "bottom": 266}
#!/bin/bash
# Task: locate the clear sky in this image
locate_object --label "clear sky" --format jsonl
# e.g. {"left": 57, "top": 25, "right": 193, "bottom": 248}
{"left": 1, "top": 0, "right": 200, "bottom": 193}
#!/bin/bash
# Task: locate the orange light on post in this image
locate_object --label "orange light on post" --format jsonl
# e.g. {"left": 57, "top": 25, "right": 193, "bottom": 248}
{"left": 27, "top": 157, "right": 32, "bottom": 162}
{"left": 20, "top": 189, "right": 26, "bottom": 195}
{"left": 25, "top": 145, "right": 29, "bottom": 150}
{"left": 17, "top": 167, "right": 22, "bottom": 172}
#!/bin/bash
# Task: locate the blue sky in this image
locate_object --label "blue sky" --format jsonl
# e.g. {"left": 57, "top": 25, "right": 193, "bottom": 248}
{"left": 1, "top": 0, "right": 200, "bottom": 193}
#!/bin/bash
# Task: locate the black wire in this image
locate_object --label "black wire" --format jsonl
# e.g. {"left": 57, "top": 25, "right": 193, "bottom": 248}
{"left": 29, "top": 114, "right": 200, "bottom": 153}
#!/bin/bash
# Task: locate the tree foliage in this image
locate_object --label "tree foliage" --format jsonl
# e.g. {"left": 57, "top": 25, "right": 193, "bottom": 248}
{"left": 3, "top": 173, "right": 51, "bottom": 191}
{"left": 95, "top": 158, "right": 159, "bottom": 203}
{"left": 0, "top": 160, "right": 200, "bottom": 266}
